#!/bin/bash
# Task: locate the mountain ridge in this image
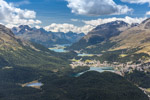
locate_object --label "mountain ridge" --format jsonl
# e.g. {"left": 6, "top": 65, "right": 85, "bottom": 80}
{"left": 109, "top": 18, "right": 150, "bottom": 54}
{"left": 0, "top": 24, "right": 70, "bottom": 71}
{"left": 67, "top": 19, "right": 150, "bottom": 63}
{"left": 0, "top": 24, "right": 149, "bottom": 100}
{"left": 12, "top": 25, "right": 85, "bottom": 47}
{"left": 67, "top": 20, "right": 132, "bottom": 51}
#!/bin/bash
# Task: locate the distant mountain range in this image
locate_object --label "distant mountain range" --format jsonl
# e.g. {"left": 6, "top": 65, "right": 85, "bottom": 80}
{"left": 0, "top": 24, "right": 148, "bottom": 100}
{"left": 68, "top": 18, "right": 150, "bottom": 63}
{"left": 12, "top": 25, "right": 85, "bottom": 47}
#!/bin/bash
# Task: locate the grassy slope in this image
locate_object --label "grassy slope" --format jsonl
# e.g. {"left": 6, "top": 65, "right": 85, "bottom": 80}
{"left": 68, "top": 19, "right": 150, "bottom": 63}
{"left": 110, "top": 22, "right": 150, "bottom": 55}
{"left": 0, "top": 24, "right": 71, "bottom": 72}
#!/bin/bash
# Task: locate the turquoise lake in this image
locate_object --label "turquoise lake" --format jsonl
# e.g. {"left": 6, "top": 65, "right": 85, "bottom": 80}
{"left": 26, "top": 82, "right": 43, "bottom": 87}
{"left": 50, "top": 48, "right": 67, "bottom": 52}
{"left": 75, "top": 67, "right": 114, "bottom": 77}
{"left": 49, "top": 44, "right": 70, "bottom": 53}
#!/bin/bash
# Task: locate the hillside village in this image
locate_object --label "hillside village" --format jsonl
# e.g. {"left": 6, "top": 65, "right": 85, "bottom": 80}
{"left": 70, "top": 58, "right": 150, "bottom": 76}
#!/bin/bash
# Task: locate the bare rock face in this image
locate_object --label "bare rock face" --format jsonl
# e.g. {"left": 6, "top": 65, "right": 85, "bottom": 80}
{"left": 142, "top": 18, "right": 150, "bottom": 24}
{"left": 0, "top": 24, "right": 14, "bottom": 37}
{"left": 0, "top": 24, "right": 38, "bottom": 51}
{"left": 140, "top": 18, "right": 150, "bottom": 29}
{"left": 0, "top": 24, "right": 21, "bottom": 49}
{"left": 145, "top": 22, "right": 150, "bottom": 29}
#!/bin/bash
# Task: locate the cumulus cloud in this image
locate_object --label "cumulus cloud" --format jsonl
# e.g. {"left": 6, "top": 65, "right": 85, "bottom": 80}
{"left": 0, "top": 0, "right": 41, "bottom": 28}
{"left": 35, "top": 25, "right": 41, "bottom": 29}
{"left": 65, "top": 0, "right": 133, "bottom": 16}
{"left": 83, "top": 16, "right": 146, "bottom": 26}
{"left": 146, "top": 11, "right": 150, "bottom": 15}
{"left": 44, "top": 23, "right": 94, "bottom": 34}
{"left": 44, "top": 16, "right": 146, "bottom": 34}
{"left": 121, "top": 0, "right": 150, "bottom": 5}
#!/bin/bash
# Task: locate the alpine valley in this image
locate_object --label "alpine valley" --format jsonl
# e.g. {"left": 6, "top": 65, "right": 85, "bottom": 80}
{"left": 0, "top": 17, "right": 150, "bottom": 99}
{"left": 1, "top": 0, "right": 150, "bottom": 100}
{"left": 1, "top": 15, "right": 150, "bottom": 100}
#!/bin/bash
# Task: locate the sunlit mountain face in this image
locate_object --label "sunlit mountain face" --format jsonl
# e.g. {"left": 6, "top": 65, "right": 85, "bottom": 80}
{"left": 0, "top": 0, "right": 150, "bottom": 100}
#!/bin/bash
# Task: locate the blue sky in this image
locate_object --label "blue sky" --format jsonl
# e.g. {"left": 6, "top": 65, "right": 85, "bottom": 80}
{"left": 1, "top": 0, "right": 150, "bottom": 33}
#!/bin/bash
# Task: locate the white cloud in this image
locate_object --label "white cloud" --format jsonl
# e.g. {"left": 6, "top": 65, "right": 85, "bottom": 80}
{"left": 71, "top": 19, "right": 79, "bottom": 22}
{"left": 44, "top": 16, "right": 146, "bottom": 34}
{"left": 121, "top": 0, "right": 150, "bottom": 5}
{"left": 12, "top": 0, "right": 31, "bottom": 7}
{"left": 66, "top": 0, "right": 133, "bottom": 16}
{"left": 83, "top": 16, "right": 146, "bottom": 26}
{"left": 44, "top": 23, "right": 94, "bottom": 34}
{"left": 0, "top": 0, "right": 41, "bottom": 28}
{"left": 35, "top": 25, "right": 41, "bottom": 29}
{"left": 146, "top": 11, "right": 150, "bottom": 15}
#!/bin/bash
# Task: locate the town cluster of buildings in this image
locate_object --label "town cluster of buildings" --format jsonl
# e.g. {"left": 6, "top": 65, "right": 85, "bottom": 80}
{"left": 112, "top": 62, "right": 150, "bottom": 76}
{"left": 70, "top": 59, "right": 112, "bottom": 68}
{"left": 70, "top": 59, "right": 150, "bottom": 76}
